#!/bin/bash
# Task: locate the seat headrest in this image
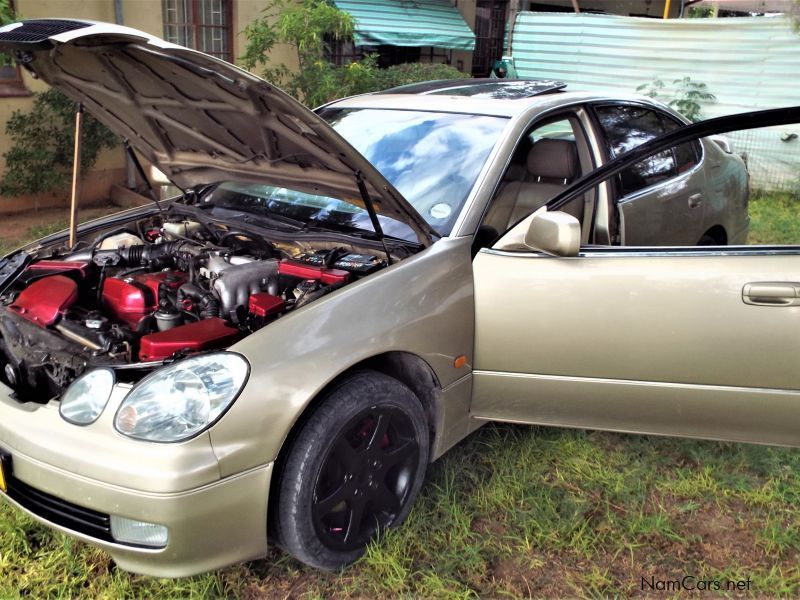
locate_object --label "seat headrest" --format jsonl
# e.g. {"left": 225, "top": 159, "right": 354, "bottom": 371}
{"left": 526, "top": 139, "right": 579, "bottom": 181}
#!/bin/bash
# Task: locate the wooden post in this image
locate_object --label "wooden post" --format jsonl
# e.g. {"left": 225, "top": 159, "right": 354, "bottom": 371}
{"left": 69, "top": 104, "right": 83, "bottom": 248}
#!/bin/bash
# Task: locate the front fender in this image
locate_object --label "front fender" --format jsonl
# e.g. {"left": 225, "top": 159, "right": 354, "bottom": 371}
{"left": 209, "top": 237, "right": 475, "bottom": 477}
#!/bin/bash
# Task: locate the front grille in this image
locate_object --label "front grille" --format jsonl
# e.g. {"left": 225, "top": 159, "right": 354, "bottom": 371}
{"left": 0, "top": 20, "right": 90, "bottom": 44}
{"left": 6, "top": 475, "right": 114, "bottom": 543}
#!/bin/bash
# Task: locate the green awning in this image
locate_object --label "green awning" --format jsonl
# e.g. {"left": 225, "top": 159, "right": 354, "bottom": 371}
{"left": 333, "top": 0, "right": 476, "bottom": 51}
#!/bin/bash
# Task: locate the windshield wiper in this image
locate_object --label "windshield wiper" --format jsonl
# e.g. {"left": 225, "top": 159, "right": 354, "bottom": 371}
{"left": 246, "top": 210, "right": 307, "bottom": 230}
{"left": 206, "top": 205, "right": 306, "bottom": 232}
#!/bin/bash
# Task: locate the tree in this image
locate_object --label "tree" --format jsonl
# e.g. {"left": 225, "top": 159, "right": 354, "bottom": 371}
{"left": 636, "top": 77, "right": 716, "bottom": 122}
{"left": 241, "top": 0, "right": 466, "bottom": 107}
{"left": 0, "top": 0, "right": 14, "bottom": 63}
{"left": 1, "top": 90, "right": 118, "bottom": 196}
{"left": 241, "top": 0, "right": 360, "bottom": 106}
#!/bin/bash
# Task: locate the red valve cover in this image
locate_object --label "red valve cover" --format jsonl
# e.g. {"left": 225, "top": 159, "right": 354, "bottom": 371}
{"left": 27, "top": 260, "right": 91, "bottom": 279}
{"left": 138, "top": 317, "right": 240, "bottom": 361}
{"left": 278, "top": 260, "right": 350, "bottom": 285}
{"left": 248, "top": 292, "right": 285, "bottom": 317}
{"left": 102, "top": 271, "right": 187, "bottom": 326}
{"left": 9, "top": 275, "right": 78, "bottom": 326}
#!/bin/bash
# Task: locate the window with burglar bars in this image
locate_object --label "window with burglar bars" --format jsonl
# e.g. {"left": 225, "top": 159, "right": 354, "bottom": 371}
{"left": 162, "top": 0, "right": 233, "bottom": 62}
{"left": 0, "top": 0, "right": 29, "bottom": 96}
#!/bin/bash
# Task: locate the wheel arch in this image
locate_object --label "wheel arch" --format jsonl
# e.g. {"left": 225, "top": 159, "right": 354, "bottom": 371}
{"left": 701, "top": 224, "right": 727, "bottom": 245}
{"left": 266, "top": 351, "right": 442, "bottom": 538}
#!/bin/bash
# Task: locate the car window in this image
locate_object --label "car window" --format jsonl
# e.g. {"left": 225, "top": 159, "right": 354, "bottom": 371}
{"left": 530, "top": 121, "right": 575, "bottom": 143}
{"left": 660, "top": 115, "right": 702, "bottom": 174}
{"left": 478, "top": 115, "right": 592, "bottom": 248}
{"left": 543, "top": 118, "right": 800, "bottom": 249}
{"left": 594, "top": 105, "right": 678, "bottom": 196}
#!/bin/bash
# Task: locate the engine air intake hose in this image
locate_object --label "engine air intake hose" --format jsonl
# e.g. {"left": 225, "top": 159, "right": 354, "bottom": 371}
{"left": 177, "top": 283, "right": 220, "bottom": 318}
{"left": 85, "top": 241, "right": 203, "bottom": 267}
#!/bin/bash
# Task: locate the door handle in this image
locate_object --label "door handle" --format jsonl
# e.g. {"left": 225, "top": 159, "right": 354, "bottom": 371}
{"left": 742, "top": 282, "right": 800, "bottom": 306}
{"left": 688, "top": 193, "right": 703, "bottom": 209}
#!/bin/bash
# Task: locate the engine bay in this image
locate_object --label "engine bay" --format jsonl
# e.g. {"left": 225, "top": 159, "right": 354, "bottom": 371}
{"left": 0, "top": 208, "right": 406, "bottom": 401}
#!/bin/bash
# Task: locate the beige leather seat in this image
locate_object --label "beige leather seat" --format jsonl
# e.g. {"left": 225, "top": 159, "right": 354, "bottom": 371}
{"left": 485, "top": 139, "right": 582, "bottom": 233}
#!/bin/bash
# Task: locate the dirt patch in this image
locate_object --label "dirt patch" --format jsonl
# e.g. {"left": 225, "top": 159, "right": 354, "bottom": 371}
{"left": 0, "top": 204, "right": 118, "bottom": 241}
{"left": 472, "top": 516, "right": 507, "bottom": 537}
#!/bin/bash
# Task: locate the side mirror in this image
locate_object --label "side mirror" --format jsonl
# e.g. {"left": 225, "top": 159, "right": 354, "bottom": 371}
{"left": 492, "top": 209, "right": 581, "bottom": 256}
{"left": 524, "top": 210, "right": 580, "bottom": 256}
{"left": 149, "top": 166, "right": 172, "bottom": 185}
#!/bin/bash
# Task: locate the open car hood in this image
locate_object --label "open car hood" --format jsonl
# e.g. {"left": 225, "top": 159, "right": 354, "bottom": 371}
{"left": 0, "top": 19, "right": 435, "bottom": 245}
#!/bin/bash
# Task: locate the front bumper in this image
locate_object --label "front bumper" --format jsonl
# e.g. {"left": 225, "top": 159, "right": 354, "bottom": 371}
{"left": 0, "top": 382, "right": 272, "bottom": 577}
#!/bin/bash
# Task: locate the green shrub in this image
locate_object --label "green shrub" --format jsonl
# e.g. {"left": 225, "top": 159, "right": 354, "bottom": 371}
{"left": 242, "top": 0, "right": 468, "bottom": 107}
{"left": 0, "top": 89, "right": 118, "bottom": 196}
{"left": 377, "top": 62, "right": 467, "bottom": 89}
{"left": 636, "top": 77, "right": 716, "bottom": 122}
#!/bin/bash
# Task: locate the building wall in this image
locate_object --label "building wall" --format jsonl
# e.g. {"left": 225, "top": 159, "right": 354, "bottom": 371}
{"left": 454, "top": 0, "right": 477, "bottom": 73}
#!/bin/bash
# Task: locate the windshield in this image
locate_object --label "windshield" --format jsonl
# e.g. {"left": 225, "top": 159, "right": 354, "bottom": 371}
{"left": 320, "top": 108, "right": 508, "bottom": 235}
{"left": 199, "top": 109, "right": 508, "bottom": 241}
{"left": 202, "top": 182, "right": 418, "bottom": 240}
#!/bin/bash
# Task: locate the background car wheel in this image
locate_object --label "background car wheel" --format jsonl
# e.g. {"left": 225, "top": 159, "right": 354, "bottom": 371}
{"left": 272, "top": 370, "right": 429, "bottom": 570}
{"left": 698, "top": 234, "right": 717, "bottom": 246}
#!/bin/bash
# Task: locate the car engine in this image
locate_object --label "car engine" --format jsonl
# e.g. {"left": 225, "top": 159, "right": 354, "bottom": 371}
{"left": 0, "top": 216, "right": 391, "bottom": 400}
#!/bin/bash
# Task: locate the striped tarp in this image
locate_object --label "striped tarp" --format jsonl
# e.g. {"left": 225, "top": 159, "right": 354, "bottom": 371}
{"left": 333, "top": 0, "right": 475, "bottom": 51}
{"left": 510, "top": 13, "right": 800, "bottom": 191}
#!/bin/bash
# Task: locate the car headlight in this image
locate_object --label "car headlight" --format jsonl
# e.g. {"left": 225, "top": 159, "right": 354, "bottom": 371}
{"left": 114, "top": 353, "right": 249, "bottom": 443}
{"left": 59, "top": 368, "right": 115, "bottom": 425}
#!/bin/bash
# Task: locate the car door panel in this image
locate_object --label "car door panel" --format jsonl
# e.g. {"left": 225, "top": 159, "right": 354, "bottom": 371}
{"left": 701, "top": 139, "right": 751, "bottom": 244}
{"left": 618, "top": 167, "right": 709, "bottom": 246}
{"left": 471, "top": 247, "right": 800, "bottom": 446}
{"left": 472, "top": 370, "right": 800, "bottom": 446}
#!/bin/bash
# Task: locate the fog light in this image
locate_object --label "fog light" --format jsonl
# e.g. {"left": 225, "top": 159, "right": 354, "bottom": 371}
{"left": 110, "top": 515, "right": 168, "bottom": 547}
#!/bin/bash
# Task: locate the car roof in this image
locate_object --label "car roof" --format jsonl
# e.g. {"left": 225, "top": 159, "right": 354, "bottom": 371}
{"left": 381, "top": 78, "right": 567, "bottom": 98}
{"left": 325, "top": 83, "right": 661, "bottom": 119}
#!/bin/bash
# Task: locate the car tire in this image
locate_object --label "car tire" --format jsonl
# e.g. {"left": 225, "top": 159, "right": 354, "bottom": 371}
{"left": 272, "top": 370, "right": 429, "bottom": 570}
{"left": 698, "top": 234, "right": 718, "bottom": 246}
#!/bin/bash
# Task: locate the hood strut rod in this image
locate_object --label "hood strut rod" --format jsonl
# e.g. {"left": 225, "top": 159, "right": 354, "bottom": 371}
{"left": 123, "top": 139, "right": 166, "bottom": 217}
{"left": 355, "top": 171, "right": 392, "bottom": 265}
{"left": 68, "top": 104, "right": 83, "bottom": 248}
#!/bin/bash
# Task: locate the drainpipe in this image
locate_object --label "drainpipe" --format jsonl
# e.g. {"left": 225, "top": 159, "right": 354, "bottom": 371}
{"left": 507, "top": 0, "right": 518, "bottom": 54}
{"left": 114, "top": 0, "right": 138, "bottom": 190}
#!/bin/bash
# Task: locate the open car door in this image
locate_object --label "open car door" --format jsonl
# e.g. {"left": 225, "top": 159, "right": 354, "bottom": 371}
{"left": 471, "top": 106, "right": 800, "bottom": 447}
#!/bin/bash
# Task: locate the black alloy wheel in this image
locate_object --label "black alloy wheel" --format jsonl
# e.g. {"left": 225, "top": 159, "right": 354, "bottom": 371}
{"left": 272, "top": 370, "right": 429, "bottom": 570}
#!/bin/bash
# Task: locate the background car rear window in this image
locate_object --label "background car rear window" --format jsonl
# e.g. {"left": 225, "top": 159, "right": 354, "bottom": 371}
{"left": 594, "top": 105, "right": 700, "bottom": 197}
{"left": 319, "top": 108, "right": 509, "bottom": 235}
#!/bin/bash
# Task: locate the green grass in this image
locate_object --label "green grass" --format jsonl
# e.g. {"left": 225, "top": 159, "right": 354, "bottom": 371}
{"left": 2, "top": 427, "right": 799, "bottom": 598}
{"left": 1, "top": 194, "right": 800, "bottom": 597}
{"left": 747, "top": 191, "right": 800, "bottom": 245}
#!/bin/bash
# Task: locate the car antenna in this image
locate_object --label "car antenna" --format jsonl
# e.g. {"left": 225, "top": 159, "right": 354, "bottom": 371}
{"left": 355, "top": 171, "right": 393, "bottom": 265}
{"left": 123, "top": 139, "right": 167, "bottom": 218}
